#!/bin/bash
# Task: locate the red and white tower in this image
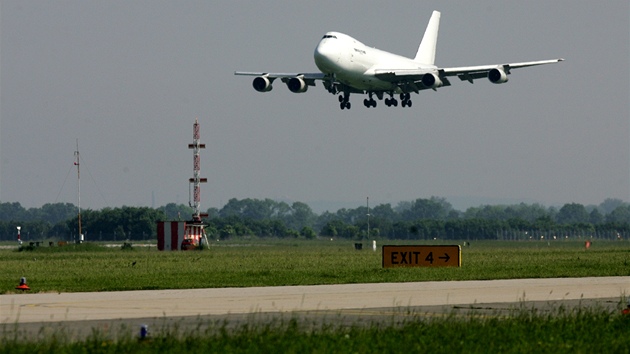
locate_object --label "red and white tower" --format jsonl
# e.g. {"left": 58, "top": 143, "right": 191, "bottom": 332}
{"left": 157, "top": 118, "right": 211, "bottom": 250}
{"left": 188, "top": 118, "right": 208, "bottom": 221}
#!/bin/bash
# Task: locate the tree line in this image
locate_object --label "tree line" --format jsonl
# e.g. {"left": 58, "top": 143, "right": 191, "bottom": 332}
{"left": 0, "top": 197, "right": 629, "bottom": 242}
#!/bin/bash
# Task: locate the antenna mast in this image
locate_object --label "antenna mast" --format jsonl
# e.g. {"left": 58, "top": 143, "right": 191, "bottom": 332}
{"left": 188, "top": 118, "right": 208, "bottom": 221}
{"left": 366, "top": 197, "right": 370, "bottom": 240}
{"left": 74, "top": 139, "right": 82, "bottom": 241}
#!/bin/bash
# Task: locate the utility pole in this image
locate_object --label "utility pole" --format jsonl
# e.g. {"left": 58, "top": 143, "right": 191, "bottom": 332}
{"left": 366, "top": 197, "right": 370, "bottom": 240}
{"left": 74, "top": 140, "right": 82, "bottom": 242}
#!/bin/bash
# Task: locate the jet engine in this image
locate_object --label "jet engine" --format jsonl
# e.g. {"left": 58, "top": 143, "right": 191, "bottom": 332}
{"left": 421, "top": 73, "right": 443, "bottom": 89}
{"left": 488, "top": 68, "right": 509, "bottom": 84}
{"left": 287, "top": 77, "right": 308, "bottom": 93}
{"left": 252, "top": 76, "right": 273, "bottom": 92}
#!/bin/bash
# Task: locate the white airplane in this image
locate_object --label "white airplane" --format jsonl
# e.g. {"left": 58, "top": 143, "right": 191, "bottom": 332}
{"left": 235, "top": 11, "right": 563, "bottom": 110}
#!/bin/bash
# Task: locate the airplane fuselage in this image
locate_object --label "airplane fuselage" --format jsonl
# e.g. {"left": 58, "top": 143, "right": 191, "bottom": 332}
{"left": 235, "top": 10, "right": 562, "bottom": 110}
{"left": 313, "top": 31, "right": 435, "bottom": 93}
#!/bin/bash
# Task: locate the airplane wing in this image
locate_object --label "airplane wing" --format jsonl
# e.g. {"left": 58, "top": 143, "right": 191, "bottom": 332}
{"left": 234, "top": 72, "right": 327, "bottom": 85}
{"left": 442, "top": 58, "right": 564, "bottom": 83}
{"left": 234, "top": 72, "right": 327, "bottom": 80}
{"left": 234, "top": 71, "right": 334, "bottom": 93}
{"left": 374, "top": 58, "right": 563, "bottom": 89}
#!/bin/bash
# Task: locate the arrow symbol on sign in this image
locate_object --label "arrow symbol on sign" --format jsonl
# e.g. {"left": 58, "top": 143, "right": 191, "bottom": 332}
{"left": 439, "top": 253, "right": 450, "bottom": 262}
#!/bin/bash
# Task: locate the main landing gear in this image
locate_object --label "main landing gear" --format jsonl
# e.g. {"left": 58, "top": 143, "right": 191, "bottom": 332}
{"left": 400, "top": 93, "right": 412, "bottom": 107}
{"left": 363, "top": 92, "right": 377, "bottom": 108}
{"left": 385, "top": 93, "right": 412, "bottom": 107}
{"left": 337, "top": 92, "right": 413, "bottom": 110}
{"left": 338, "top": 92, "right": 351, "bottom": 110}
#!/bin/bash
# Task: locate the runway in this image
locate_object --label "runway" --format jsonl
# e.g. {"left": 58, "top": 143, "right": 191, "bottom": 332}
{"left": 2, "top": 277, "right": 629, "bottom": 338}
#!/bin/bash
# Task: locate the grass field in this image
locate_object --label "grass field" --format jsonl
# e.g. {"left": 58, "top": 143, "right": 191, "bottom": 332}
{"left": 1, "top": 239, "right": 629, "bottom": 293}
{"left": 2, "top": 239, "right": 630, "bottom": 352}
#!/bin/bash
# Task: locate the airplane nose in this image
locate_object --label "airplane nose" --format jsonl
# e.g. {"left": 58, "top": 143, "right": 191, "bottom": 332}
{"left": 314, "top": 41, "right": 337, "bottom": 72}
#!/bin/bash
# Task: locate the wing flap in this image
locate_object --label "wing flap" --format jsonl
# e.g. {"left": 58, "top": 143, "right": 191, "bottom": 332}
{"left": 374, "top": 69, "right": 428, "bottom": 82}
{"left": 373, "top": 69, "right": 451, "bottom": 93}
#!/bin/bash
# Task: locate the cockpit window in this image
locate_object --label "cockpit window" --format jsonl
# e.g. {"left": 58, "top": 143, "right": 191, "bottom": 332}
{"left": 322, "top": 35, "right": 337, "bottom": 39}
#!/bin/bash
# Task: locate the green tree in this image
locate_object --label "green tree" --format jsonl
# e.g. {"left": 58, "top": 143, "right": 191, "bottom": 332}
{"left": 320, "top": 220, "right": 343, "bottom": 237}
{"left": 556, "top": 203, "right": 589, "bottom": 224}
{"left": 286, "top": 202, "right": 316, "bottom": 230}
{"left": 219, "top": 198, "right": 288, "bottom": 220}
{"left": 205, "top": 207, "right": 220, "bottom": 219}
{"left": 533, "top": 215, "right": 556, "bottom": 232}
{"left": 402, "top": 197, "right": 452, "bottom": 221}
{"left": 0, "top": 202, "right": 27, "bottom": 221}
{"left": 39, "top": 203, "right": 77, "bottom": 223}
{"left": 464, "top": 205, "right": 506, "bottom": 220}
{"left": 371, "top": 203, "right": 397, "bottom": 221}
{"left": 589, "top": 209, "right": 604, "bottom": 224}
{"left": 219, "top": 225, "right": 234, "bottom": 240}
{"left": 606, "top": 205, "right": 630, "bottom": 224}
{"left": 300, "top": 226, "right": 316, "bottom": 239}
{"left": 158, "top": 203, "right": 193, "bottom": 220}
{"left": 600, "top": 198, "right": 626, "bottom": 215}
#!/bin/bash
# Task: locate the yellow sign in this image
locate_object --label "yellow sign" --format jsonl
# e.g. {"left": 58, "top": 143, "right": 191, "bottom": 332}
{"left": 382, "top": 245, "right": 461, "bottom": 268}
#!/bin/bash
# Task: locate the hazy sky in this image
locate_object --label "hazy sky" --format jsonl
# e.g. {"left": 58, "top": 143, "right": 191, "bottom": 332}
{"left": 1, "top": 1, "right": 628, "bottom": 212}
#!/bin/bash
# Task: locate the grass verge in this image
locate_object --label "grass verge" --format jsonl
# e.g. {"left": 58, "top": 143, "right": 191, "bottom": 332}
{"left": 1, "top": 306, "right": 629, "bottom": 353}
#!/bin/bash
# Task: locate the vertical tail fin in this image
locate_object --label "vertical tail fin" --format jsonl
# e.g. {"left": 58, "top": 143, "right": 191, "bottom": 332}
{"left": 414, "top": 11, "right": 441, "bottom": 65}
